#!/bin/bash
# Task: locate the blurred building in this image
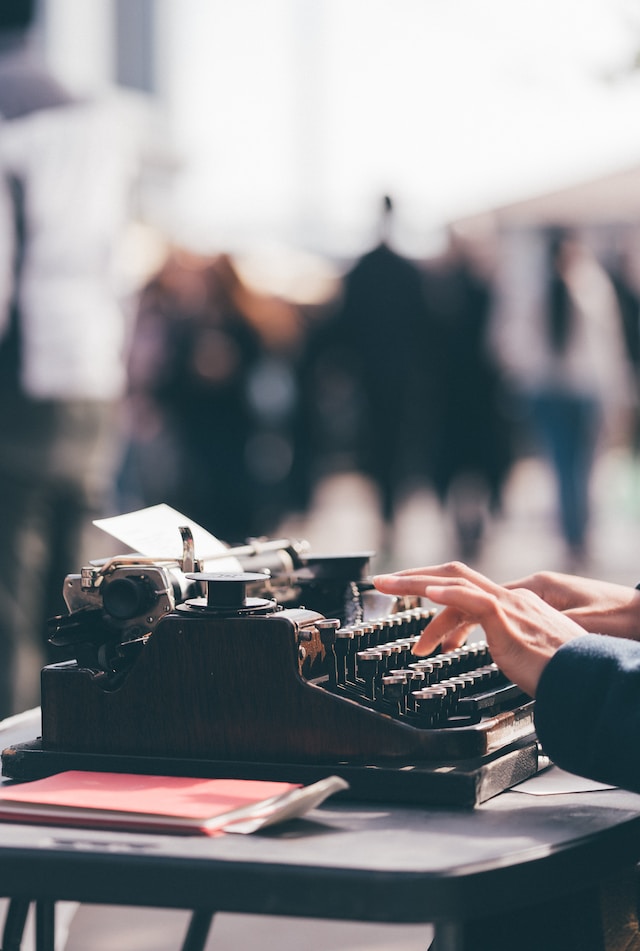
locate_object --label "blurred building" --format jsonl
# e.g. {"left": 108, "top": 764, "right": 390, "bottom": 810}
{"left": 454, "top": 161, "right": 640, "bottom": 294}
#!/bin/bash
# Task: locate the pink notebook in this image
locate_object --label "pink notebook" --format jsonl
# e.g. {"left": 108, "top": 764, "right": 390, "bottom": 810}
{"left": 0, "top": 771, "right": 305, "bottom": 836}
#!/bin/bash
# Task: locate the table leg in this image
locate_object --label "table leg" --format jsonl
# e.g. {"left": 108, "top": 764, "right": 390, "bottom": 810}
{"left": 34, "top": 901, "right": 55, "bottom": 951}
{"left": 429, "top": 886, "right": 606, "bottom": 951}
{"left": 599, "top": 865, "right": 640, "bottom": 951}
{"left": 2, "top": 898, "right": 30, "bottom": 951}
{"left": 181, "top": 910, "right": 215, "bottom": 951}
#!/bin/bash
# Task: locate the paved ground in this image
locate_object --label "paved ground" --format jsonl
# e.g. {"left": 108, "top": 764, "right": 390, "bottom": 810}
{"left": 13, "top": 447, "right": 640, "bottom": 950}
{"left": 3, "top": 902, "right": 433, "bottom": 951}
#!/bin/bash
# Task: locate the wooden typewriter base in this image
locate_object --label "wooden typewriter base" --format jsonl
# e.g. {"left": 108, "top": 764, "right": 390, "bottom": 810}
{"left": 1, "top": 734, "right": 544, "bottom": 807}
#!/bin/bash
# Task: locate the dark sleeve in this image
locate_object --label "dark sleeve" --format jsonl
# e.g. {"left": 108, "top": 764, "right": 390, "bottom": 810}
{"left": 535, "top": 633, "right": 640, "bottom": 792}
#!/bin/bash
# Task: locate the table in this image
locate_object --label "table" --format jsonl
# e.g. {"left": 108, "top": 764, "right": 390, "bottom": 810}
{"left": 1, "top": 709, "right": 640, "bottom": 951}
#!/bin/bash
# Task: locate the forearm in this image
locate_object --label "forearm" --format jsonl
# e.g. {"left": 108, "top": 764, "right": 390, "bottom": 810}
{"left": 535, "top": 633, "right": 640, "bottom": 792}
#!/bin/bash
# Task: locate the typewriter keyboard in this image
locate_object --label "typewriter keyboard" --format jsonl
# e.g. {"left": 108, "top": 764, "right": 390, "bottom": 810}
{"left": 319, "top": 607, "right": 529, "bottom": 728}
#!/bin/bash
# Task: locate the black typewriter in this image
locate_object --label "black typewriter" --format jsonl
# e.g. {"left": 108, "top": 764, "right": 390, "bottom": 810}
{"left": 1, "top": 530, "right": 544, "bottom": 806}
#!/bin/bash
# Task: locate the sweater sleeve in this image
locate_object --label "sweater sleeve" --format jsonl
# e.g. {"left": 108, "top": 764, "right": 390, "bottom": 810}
{"left": 534, "top": 633, "right": 640, "bottom": 792}
{"left": 0, "top": 170, "right": 14, "bottom": 342}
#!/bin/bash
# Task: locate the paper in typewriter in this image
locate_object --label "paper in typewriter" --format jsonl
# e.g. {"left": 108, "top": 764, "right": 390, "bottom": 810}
{"left": 93, "top": 504, "right": 242, "bottom": 571}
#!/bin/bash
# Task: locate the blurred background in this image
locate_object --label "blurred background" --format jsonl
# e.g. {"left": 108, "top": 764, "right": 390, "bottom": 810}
{"left": 5, "top": 2, "right": 640, "bottom": 947}
{"left": 53, "top": 0, "right": 640, "bottom": 581}
{"left": 9, "top": 0, "right": 640, "bottom": 580}
{"left": 4, "top": 0, "right": 640, "bottom": 673}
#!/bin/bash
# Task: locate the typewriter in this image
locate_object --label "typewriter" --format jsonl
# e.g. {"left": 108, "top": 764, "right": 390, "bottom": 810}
{"left": 1, "top": 527, "right": 544, "bottom": 806}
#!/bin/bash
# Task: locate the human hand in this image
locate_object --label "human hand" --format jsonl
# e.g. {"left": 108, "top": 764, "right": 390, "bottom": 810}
{"left": 503, "top": 571, "right": 640, "bottom": 641}
{"left": 373, "top": 562, "right": 586, "bottom": 697}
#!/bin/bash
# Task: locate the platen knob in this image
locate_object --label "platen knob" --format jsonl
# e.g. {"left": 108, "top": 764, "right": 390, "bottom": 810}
{"left": 102, "top": 575, "right": 156, "bottom": 620}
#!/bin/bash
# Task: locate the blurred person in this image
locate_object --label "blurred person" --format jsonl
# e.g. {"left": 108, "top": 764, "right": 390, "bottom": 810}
{"left": 121, "top": 250, "right": 304, "bottom": 542}
{"left": 605, "top": 236, "right": 640, "bottom": 453}
{"left": 117, "top": 248, "right": 208, "bottom": 517}
{"left": 298, "top": 195, "right": 430, "bottom": 546}
{"left": 491, "top": 226, "right": 635, "bottom": 569}
{"left": 0, "top": 0, "right": 140, "bottom": 716}
{"left": 421, "top": 227, "right": 514, "bottom": 560}
{"left": 239, "top": 278, "right": 306, "bottom": 535}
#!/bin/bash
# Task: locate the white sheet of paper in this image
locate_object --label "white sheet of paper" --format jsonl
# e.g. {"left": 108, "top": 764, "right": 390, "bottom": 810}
{"left": 220, "top": 775, "right": 350, "bottom": 834}
{"left": 93, "top": 504, "right": 242, "bottom": 571}
{"left": 512, "top": 765, "right": 615, "bottom": 795}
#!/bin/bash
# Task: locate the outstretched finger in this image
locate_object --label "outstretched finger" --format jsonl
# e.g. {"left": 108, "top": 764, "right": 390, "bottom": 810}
{"left": 375, "top": 563, "right": 505, "bottom": 598}
{"left": 413, "top": 582, "right": 498, "bottom": 656}
{"left": 373, "top": 569, "right": 488, "bottom": 654}
{"left": 413, "top": 606, "right": 477, "bottom": 655}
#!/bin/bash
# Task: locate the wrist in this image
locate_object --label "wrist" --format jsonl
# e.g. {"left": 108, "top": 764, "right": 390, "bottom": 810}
{"left": 608, "top": 585, "right": 640, "bottom": 640}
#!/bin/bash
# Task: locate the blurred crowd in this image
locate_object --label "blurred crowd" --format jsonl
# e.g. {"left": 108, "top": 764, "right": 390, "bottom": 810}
{"left": 115, "top": 202, "right": 640, "bottom": 574}
{"left": 2, "top": 0, "right": 640, "bottom": 719}
{"left": 115, "top": 207, "right": 508, "bottom": 555}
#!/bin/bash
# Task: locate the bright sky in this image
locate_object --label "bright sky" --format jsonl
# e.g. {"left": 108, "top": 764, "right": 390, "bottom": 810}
{"left": 159, "top": 0, "right": 640, "bottom": 256}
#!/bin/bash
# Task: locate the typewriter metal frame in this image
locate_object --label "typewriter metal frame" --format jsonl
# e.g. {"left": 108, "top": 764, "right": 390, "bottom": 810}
{"left": 2, "top": 535, "right": 543, "bottom": 807}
